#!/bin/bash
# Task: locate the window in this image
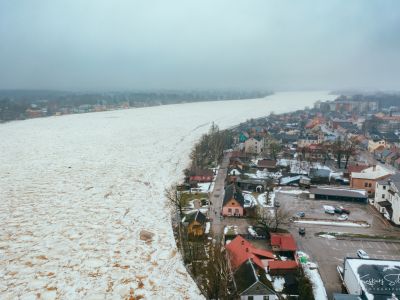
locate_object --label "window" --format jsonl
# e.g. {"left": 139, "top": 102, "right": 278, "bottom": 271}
{"left": 228, "top": 208, "right": 232, "bottom": 213}
{"left": 263, "top": 297, "right": 269, "bottom": 300}
{"left": 365, "top": 182, "right": 368, "bottom": 187}
{"left": 369, "top": 183, "right": 372, "bottom": 187}
{"left": 382, "top": 194, "right": 385, "bottom": 198}
{"left": 383, "top": 186, "right": 387, "bottom": 190}
{"left": 248, "top": 297, "right": 254, "bottom": 300}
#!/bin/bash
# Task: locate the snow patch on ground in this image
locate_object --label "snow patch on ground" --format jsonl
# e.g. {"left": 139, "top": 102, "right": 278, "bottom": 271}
{"left": 298, "top": 252, "right": 328, "bottom": 300}
{"left": 295, "top": 220, "right": 369, "bottom": 227}
{"left": 278, "top": 189, "right": 309, "bottom": 195}
{"left": 272, "top": 276, "right": 285, "bottom": 292}
{"left": 319, "top": 234, "right": 336, "bottom": 239}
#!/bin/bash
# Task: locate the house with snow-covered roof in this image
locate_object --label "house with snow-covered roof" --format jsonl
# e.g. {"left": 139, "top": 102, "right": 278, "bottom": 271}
{"left": 350, "top": 165, "right": 394, "bottom": 197}
{"left": 342, "top": 257, "right": 400, "bottom": 299}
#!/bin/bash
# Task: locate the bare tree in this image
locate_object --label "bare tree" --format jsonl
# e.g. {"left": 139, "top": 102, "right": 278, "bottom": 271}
{"left": 165, "top": 184, "right": 185, "bottom": 217}
{"left": 268, "top": 140, "right": 282, "bottom": 160}
{"left": 272, "top": 206, "right": 291, "bottom": 232}
{"left": 332, "top": 137, "right": 344, "bottom": 168}
{"left": 343, "top": 136, "right": 359, "bottom": 169}
{"left": 255, "top": 205, "right": 291, "bottom": 234}
{"left": 202, "top": 240, "right": 233, "bottom": 299}
{"left": 255, "top": 206, "right": 276, "bottom": 234}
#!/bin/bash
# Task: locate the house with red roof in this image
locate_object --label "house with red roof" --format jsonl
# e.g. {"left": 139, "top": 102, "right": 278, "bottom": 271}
{"left": 225, "top": 236, "right": 275, "bottom": 270}
{"left": 266, "top": 260, "right": 299, "bottom": 276}
{"left": 269, "top": 233, "right": 299, "bottom": 275}
{"left": 270, "top": 233, "right": 297, "bottom": 258}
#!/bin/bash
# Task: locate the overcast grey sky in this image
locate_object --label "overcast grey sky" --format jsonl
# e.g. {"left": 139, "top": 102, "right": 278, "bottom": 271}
{"left": 0, "top": 0, "right": 399, "bottom": 91}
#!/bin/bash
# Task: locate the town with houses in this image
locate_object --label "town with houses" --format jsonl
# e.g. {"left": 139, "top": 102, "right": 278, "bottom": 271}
{"left": 173, "top": 96, "right": 400, "bottom": 300}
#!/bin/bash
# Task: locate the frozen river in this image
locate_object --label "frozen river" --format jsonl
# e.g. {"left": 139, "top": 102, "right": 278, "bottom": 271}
{"left": 0, "top": 91, "right": 335, "bottom": 299}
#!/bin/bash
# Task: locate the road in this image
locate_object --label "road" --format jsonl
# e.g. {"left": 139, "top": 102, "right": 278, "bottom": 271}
{"left": 209, "top": 151, "right": 231, "bottom": 240}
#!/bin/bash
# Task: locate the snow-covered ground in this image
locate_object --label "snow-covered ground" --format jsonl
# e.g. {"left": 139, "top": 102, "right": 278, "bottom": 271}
{"left": 297, "top": 252, "right": 328, "bottom": 300}
{"left": 0, "top": 91, "right": 335, "bottom": 299}
{"left": 295, "top": 220, "right": 370, "bottom": 228}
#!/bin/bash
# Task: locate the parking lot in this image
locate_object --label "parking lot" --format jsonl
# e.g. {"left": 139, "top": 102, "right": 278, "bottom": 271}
{"left": 276, "top": 189, "right": 400, "bottom": 298}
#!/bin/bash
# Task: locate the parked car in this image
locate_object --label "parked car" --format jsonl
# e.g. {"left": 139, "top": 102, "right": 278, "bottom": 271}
{"left": 338, "top": 214, "right": 349, "bottom": 221}
{"left": 357, "top": 249, "right": 370, "bottom": 259}
{"left": 324, "top": 205, "right": 335, "bottom": 214}
{"left": 337, "top": 265, "right": 344, "bottom": 282}
{"left": 334, "top": 207, "right": 343, "bottom": 214}
{"left": 297, "top": 211, "right": 305, "bottom": 218}
{"left": 299, "top": 227, "right": 306, "bottom": 235}
{"left": 339, "top": 206, "right": 351, "bottom": 214}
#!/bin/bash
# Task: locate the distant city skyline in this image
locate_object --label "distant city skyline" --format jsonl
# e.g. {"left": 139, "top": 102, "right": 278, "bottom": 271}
{"left": 0, "top": 0, "right": 399, "bottom": 91}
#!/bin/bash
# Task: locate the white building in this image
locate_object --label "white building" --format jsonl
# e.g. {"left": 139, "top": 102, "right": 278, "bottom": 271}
{"left": 244, "top": 137, "right": 264, "bottom": 154}
{"left": 368, "top": 139, "right": 386, "bottom": 152}
{"left": 373, "top": 173, "right": 400, "bottom": 225}
{"left": 343, "top": 258, "right": 400, "bottom": 299}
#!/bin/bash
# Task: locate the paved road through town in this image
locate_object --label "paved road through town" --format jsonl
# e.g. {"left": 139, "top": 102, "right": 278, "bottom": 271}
{"left": 209, "top": 151, "right": 231, "bottom": 240}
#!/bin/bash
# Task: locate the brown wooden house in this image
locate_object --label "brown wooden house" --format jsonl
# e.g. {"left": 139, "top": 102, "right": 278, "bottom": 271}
{"left": 185, "top": 210, "right": 207, "bottom": 236}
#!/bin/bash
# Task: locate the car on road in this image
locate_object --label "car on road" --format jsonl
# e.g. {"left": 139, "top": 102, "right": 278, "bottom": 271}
{"left": 299, "top": 227, "right": 306, "bottom": 235}
{"left": 297, "top": 211, "right": 305, "bottom": 218}
{"left": 357, "top": 249, "right": 370, "bottom": 259}
{"left": 338, "top": 214, "right": 349, "bottom": 221}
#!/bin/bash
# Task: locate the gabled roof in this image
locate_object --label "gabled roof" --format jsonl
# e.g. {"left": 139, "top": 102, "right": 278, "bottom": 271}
{"left": 257, "top": 159, "right": 277, "bottom": 169}
{"left": 234, "top": 259, "right": 275, "bottom": 296}
{"left": 270, "top": 233, "right": 297, "bottom": 251}
{"left": 185, "top": 210, "right": 207, "bottom": 225}
{"left": 223, "top": 184, "right": 245, "bottom": 207}
{"left": 351, "top": 165, "right": 393, "bottom": 180}
{"left": 347, "top": 164, "right": 369, "bottom": 174}
{"left": 226, "top": 236, "right": 274, "bottom": 270}
{"left": 268, "top": 260, "right": 298, "bottom": 270}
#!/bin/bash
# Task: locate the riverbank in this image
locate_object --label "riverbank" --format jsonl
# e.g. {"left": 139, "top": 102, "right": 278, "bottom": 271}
{"left": 0, "top": 90, "right": 272, "bottom": 123}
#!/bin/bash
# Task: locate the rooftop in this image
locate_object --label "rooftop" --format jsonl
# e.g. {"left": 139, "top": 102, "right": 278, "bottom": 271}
{"left": 351, "top": 165, "right": 393, "bottom": 180}
{"left": 310, "top": 187, "right": 367, "bottom": 198}
{"left": 345, "top": 258, "right": 400, "bottom": 299}
{"left": 226, "top": 236, "right": 275, "bottom": 270}
{"left": 270, "top": 233, "right": 297, "bottom": 252}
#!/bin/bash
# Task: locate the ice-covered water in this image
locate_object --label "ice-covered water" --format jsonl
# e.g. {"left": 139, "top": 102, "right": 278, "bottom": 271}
{"left": 0, "top": 91, "right": 335, "bottom": 299}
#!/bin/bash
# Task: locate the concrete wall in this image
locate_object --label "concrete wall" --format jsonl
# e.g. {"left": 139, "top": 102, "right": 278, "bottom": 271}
{"left": 343, "top": 259, "right": 362, "bottom": 296}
